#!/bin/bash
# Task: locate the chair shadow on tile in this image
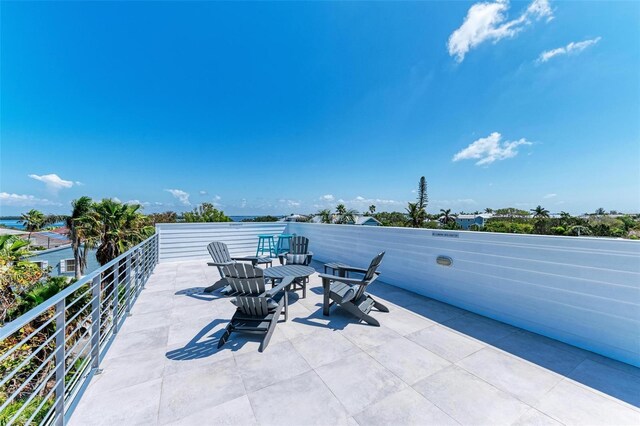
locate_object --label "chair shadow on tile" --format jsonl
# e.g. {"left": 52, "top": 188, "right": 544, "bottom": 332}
{"left": 175, "top": 286, "right": 225, "bottom": 302}
{"left": 166, "top": 313, "right": 291, "bottom": 361}
{"left": 291, "top": 306, "right": 373, "bottom": 331}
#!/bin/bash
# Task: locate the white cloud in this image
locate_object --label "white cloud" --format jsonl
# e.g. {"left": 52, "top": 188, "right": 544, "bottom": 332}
{"left": 0, "top": 192, "right": 62, "bottom": 207}
{"left": 165, "top": 189, "right": 191, "bottom": 206}
{"left": 543, "top": 193, "right": 557, "bottom": 199}
{"left": 320, "top": 194, "right": 335, "bottom": 202}
{"left": 28, "top": 173, "right": 75, "bottom": 193}
{"left": 240, "top": 198, "right": 247, "bottom": 208}
{"left": 213, "top": 195, "right": 221, "bottom": 201}
{"left": 537, "top": 37, "right": 601, "bottom": 63}
{"left": 452, "top": 132, "right": 532, "bottom": 166}
{"left": 112, "top": 197, "right": 122, "bottom": 203}
{"left": 279, "top": 199, "right": 301, "bottom": 208}
{"left": 199, "top": 190, "right": 208, "bottom": 195}
{"left": 448, "top": 0, "right": 553, "bottom": 62}
{"left": 125, "top": 199, "right": 151, "bottom": 206}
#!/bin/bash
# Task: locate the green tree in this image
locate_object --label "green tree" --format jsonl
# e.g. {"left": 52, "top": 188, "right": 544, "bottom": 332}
{"left": 368, "top": 205, "right": 376, "bottom": 215}
{"left": 147, "top": 211, "right": 178, "bottom": 224}
{"left": 316, "top": 209, "right": 332, "bottom": 224}
{"left": 484, "top": 208, "right": 493, "bottom": 214}
{"left": 439, "top": 209, "right": 457, "bottom": 225}
{"left": 595, "top": 207, "right": 606, "bottom": 216}
{"left": 78, "top": 199, "right": 154, "bottom": 266}
{"left": 335, "top": 204, "right": 357, "bottom": 224}
{"left": 66, "top": 197, "right": 95, "bottom": 279}
{"left": 406, "top": 202, "right": 423, "bottom": 228}
{"left": 19, "top": 209, "right": 45, "bottom": 241}
{"left": 406, "top": 176, "right": 428, "bottom": 228}
{"left": 183, "top": 203, "right": 232, "bottom": 223}
{"left": 568, "top": 225, "right": 590, "bottom": 236}
{"left": 531, "top": 205, "right": 550, "bottom": 219}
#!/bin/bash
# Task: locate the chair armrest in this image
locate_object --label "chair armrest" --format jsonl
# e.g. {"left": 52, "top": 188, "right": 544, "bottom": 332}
{"left": 263, "top": 276, "right": 295, "bottom": 297}
{"left": 318, "top": 273, "right": 364, "bottom": 285}
{"left": 207, "top": 261, "right": 234, "bottom": 267}
{"left": 337, "top": 266, "right": 369, "bottom": 274}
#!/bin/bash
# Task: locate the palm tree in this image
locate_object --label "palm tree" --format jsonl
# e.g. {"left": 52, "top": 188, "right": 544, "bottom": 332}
{"left": 19, "top": 209, "right": 45, "bottom": 242}
{"left": 79, "top": 199, "right": 154, "bottom": 266}
{"left": 66, "top": 196, "right": 95, "bottom": 279}
{"left": 335, "top": 204, "right": 357, "bottom": 224}
{"left": 595, "top": 207, "right": 606, "bottom": 216}
{"left": 531, "top": 205, "right": 550, "bottom": 219}
{"left": 406, "top": 202, "right": 424, "bottom": 228}
{"left": 439, "top": 208, "right": 457, "bottom": 225}
{"left": 368, "top": 205, "right": 376, "bottom": 215}
{"left": 316, "top": 209, "right": 332, "bottom": 224}
{"left": 484, "top": 207, "right": 493, "bottom": 214}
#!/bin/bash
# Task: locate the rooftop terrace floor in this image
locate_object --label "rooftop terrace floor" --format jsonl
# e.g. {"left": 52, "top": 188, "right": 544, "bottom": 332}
{"left": 70, "top": 260, "right": 640, "bottom": 425}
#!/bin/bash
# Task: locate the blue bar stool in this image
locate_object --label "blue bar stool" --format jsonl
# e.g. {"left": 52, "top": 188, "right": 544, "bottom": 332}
{"left": 256, "top": 235, "right": 276, "bottom": 257}
{"left": 275, "top": 233, "right": 295, "bottom": 256}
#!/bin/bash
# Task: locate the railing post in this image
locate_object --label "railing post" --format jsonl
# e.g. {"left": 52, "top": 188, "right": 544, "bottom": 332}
{"left": 54, "top": 300, "right": 66, "bottom": 426}
{"left": 137, "top": 248, "right": 145, "bottom": 290}
{"left": 112, "top": 261, "right": 120, "bottom": 334}
{"left": 90, "top": 275, "right": 102, "bottom": 373}
{"left": 125, "top": 254, "right": 133, "bottom": 316}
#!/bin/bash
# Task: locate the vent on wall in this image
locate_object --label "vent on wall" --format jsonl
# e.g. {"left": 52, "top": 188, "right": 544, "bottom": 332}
{"left": 436, "top": 256, "right": 453, "bottom": 267}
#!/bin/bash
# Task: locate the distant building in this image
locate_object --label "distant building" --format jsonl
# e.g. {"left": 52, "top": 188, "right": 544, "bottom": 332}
{"left": 25, "top": 231, "right": 70, "bottom": 249}
{"left": 29, "top": 245, "right": 100, "bottom": 278}
{"left": 278, "top": 214, "right": 309, "bottom": 222}
{"left": 455, "top": 214, "right": 493, "bottom": 230}
{"left": 311, "top": 214, "right": 381, "bottom": 226}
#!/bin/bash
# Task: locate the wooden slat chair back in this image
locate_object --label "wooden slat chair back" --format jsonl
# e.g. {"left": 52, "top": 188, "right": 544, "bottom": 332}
{"left": 207, "top": 241, "right": 233, "bottom": 264}
{"left": 289, "top": 236, "right": 310, "bottom": 255}
{"left": 280, "top": 236, "right": 313, "bottom": 267}
{"left": 220, "top": 263, "right": 266, "bottom": 295}
{"left": 355, "top": 251, "right": 385, "bottom": 300}
{"left": 234, "top": 296, "right": 270, "bottom": 317}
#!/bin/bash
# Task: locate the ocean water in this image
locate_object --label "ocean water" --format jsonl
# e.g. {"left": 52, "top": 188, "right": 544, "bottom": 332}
{"left": 0, "top": 219, "right": 65, "bottom": 230}
{"left": 229, "top": 216, "right": 257, "bottom": 222}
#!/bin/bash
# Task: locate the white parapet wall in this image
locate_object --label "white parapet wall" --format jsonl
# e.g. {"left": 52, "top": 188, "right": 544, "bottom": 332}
{"left": 286, "top": 222, "right": 640, "bottom": 367}
{"left": 156, "top": 222, "right": 287, "bottom": 263}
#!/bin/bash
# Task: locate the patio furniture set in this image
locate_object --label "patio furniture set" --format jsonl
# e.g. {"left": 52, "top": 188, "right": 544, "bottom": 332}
{"left": 205, "top": 235, "right": 388, "bottom": 352}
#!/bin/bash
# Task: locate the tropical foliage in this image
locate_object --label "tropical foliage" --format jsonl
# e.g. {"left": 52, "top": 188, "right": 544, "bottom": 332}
{"left": 77, "top": 199, "right": 154, "bottom": 266}
{"left": 406, "top": 177, "right": 428, "bottom": 228}
{"left": 183, "top": 203, "right": 232, "bottom": 223}
{"left": 66, "top": 196, "right": 95, "bottom": 279}
{"left": 334, "top": 204, "right": 357, "bottom": 224}
{"left": 241, "top": 215, "right": 280, "bottom": 222}
{"left": 147, "top": 211, "right": 178, "bottom": 224}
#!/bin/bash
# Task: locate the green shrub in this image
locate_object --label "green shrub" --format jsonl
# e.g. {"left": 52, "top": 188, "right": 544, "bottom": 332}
{"left": 0, "top": 396, "right": 53, "bottom": 426}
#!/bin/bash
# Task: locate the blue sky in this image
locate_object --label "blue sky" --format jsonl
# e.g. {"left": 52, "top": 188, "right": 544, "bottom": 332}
{"left": 1, "top": 0, "right": 638, "bottom": 216}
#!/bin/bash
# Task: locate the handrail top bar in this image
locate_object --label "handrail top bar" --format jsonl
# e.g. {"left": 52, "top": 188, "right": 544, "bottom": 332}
{"left": 0, "top": 234, "right": 158, "bottom": 339}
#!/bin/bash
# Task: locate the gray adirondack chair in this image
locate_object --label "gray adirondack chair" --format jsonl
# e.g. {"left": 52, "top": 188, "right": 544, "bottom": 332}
{"left": 205, "top": 241, "right": 270, "bottom": 293}
{"left": 277, "top": 236, "right": 313, "bottom": 296}
{"left": 277, "top": 236, "right": 313, "bottom": 266}
{"left": 217, "top": 263, "right": 293, "bottom": 352}
{"left": 319, "top": 252, "right": 389, "bottom": 326}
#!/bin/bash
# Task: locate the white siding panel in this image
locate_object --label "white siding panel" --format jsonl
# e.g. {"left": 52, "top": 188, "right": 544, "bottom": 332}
{"left": 287, "top": 223, "right": 640, "bottom": 367}
{"left": 157, "top": 222, "right": 287, "bottom": 262}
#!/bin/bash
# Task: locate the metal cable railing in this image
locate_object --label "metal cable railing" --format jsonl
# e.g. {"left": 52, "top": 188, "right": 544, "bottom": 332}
{"left": 0, "top": 234, "right": 159, "bottom": 426}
